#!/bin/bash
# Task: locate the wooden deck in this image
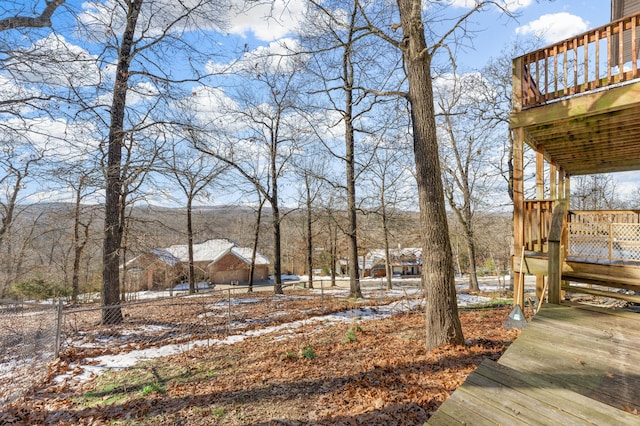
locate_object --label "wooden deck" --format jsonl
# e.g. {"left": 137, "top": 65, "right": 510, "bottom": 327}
{"left": 427, "top": 304, "right": 640, "bottom": 425}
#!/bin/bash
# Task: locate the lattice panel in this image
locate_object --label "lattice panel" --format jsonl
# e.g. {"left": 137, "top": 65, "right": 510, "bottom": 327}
{"left": 568, "top": 222, "right": 610, "bottom": 259}
{"left": 568, "top": 222, "right": 640, "bottom": 262}
{"left": 611, "top": 223, "right": 640, "bottom": 261}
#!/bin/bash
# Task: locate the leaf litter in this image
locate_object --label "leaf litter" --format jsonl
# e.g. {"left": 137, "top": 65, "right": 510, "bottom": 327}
{"left": 1, "top": 287, "right": 519, "bottom": 425}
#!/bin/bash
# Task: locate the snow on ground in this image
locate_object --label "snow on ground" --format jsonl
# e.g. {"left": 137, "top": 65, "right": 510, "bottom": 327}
{"left": 52, "top": 289, "right": 497, "bottom": 387}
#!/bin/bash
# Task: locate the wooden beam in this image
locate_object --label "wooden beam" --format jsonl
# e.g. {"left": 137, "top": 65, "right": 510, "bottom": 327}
{"left": 510, "top": 80, "right": 640, "bottom": 129}
{"left": 561, "top": 284, "right": 640, "bottom": 304}
{"left": 548, "top": 201, "right": 568, "bottom": 304}
{"left": 513, "top": 121, "right": 525, "bottom": 309}
{"left": 550, "top": 163, "right": 557, "bottom": 200}
{"left": 536, "top": 151, "right": 545, "bottom": 200}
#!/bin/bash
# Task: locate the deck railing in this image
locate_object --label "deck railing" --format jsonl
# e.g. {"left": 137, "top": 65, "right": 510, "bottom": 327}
{"left": 516, "top": 12, "right": 640, "bottom": 108}
{"left": 523, "top": 200, "right": 555, "bottom": 252}
{"left": 568, "top": 210, "right": 640, "bottom": 262}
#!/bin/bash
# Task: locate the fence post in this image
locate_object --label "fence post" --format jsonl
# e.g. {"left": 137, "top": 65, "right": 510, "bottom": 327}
{"left": 54, "top": 300, "right": 63, "bottom": 358}
{"left": 227, "top": 288, "right": 231, "bottom": 335}
{"left": 609, "top": 222, "right": 614, "bottom": 261}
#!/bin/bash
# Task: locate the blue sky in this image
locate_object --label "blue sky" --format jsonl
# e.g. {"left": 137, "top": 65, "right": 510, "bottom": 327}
{"left": 2, "top": 0, "right": 634, "bottom": 207}
{"left": 458, "top": 0, "right": 610, "bottom": 68}
{"left": 222, "top": 1, "right": 613, "bottom": 69}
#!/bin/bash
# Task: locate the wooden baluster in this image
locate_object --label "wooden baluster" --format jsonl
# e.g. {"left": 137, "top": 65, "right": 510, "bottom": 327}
{"left": 564, "top": 41, "right": 569, "bottom": 95}
{"left": 583, "top": 34, "right": 589, "bottom": 92}
{"left": 595, "top": 29, "right": 600, "bottom": 88}
{"left": 535, "top": 53, "right": 541, "bottom": 103}
{"left": 618, "top": 21, "right": 624, "bottom": 82}
{"left": 573, "top": 38, "right": 578, "bottom": 93}
{"left": 633, "top": 15, "right": 638, "bottom": 77}
{"left": 553, "top": 45, "right": 558, "bottom": 95}
{"left": 544, "top": 49, "right": 549, "bottom": 101}
{"left": 607, "top": 25, "right": 612, "bottom": 84}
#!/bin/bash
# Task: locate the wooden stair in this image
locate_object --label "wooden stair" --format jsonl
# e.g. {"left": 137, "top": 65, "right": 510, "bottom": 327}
{"left": 427, "top": 304, "right": 640, "bottom": 425}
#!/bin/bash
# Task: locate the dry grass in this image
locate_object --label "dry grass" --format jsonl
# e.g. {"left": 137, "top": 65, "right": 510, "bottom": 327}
{"left": 2, "top": 294, "right": 519, "bottom": 425}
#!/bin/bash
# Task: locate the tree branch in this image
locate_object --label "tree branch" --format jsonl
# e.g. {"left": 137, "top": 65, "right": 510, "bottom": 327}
{"left": 0, "top": 0, "right": 65, "bottom": 32}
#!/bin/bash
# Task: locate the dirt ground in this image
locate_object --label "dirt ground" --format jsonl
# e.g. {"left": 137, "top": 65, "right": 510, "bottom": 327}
{"left": 2, "top": 296, "right": 520, "bottom": 425}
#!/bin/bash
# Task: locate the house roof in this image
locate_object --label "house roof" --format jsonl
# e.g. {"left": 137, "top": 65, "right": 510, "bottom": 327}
{"left": 360, "top": 248, "right": 422, "bottom": 270}
{"left": 231, "top": 247, "right": 270, "bottom": 266}
{"left": 131, "top": 239, "right": 270, "bottom": 267}
{"left": 163, "top": 239, "right": 236, "bottom": 264}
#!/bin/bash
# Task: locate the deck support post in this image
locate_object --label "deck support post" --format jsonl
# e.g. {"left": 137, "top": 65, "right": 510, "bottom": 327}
{"left": 550, "top": 163, "right": 557, "bottom": 200}
{"left": 548, "top": 241, "right": 562, "bottom": 304}
{"left": 548, "top": 201, "right": 567, "bottom": 304}
{"left": 536, "top": 275, "right": 545, "bottom": 301}
{"left": 512, "top": 57, "right": 526, "bottom": 310}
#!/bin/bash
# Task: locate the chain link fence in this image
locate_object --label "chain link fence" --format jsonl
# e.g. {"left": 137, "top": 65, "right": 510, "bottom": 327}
{"left": 1, "top": 280, "right": 425, "bottom": 409}
{"left": 0, "top": 299, "right": 60, "bottom": 407}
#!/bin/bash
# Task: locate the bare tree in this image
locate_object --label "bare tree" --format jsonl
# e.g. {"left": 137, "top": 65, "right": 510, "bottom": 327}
{"left": 572, "top": 175, "right": 621, "bottom": 210}
{"left": 68, "top": 0, "right": 231, "bottom": 323}
{"left": 358, "top": 0, "right": 510, "bottom": 348}
{"left": 48, "top": 164, "right": 100, "bottom": 301}
{"left": 248, "top": 194, "right": 266, "bottom": 293}
{"left": 162, "top": 141, "right": 226, "bottom": 294}
{"left": 436, "top": 72, "right": 501, "bottom": 292}
{"left": 294, "top": 155, "right": 327, "bottom": 289}
{"left": 0, "top": 0, "right": 65, "bottom": 31}
{"left": 301, "top": 0, "right": 401, "bottom": 298}
{"left": 362, "top": 138, "right": 413, "bottom": 289}
{"left": 194, "top": 53, "right": 304, "bottom": 295}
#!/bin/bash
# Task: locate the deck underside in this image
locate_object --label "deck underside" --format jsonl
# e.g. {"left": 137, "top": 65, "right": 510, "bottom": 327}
{"left": 515, "top": 252, "right": 640, "bottom": 295}
{"left": 427, "top": 304, "right": 640, "bottom": 425}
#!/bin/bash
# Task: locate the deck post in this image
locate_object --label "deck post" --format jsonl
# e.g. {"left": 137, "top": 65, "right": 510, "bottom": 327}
{"left": 512, "top": 57, "right": 526, "bottom": 309}
{"left": 550, "top": 163, "right": 557, "bottom": 200}
{"left": 536, "top": 275, "right": 545, "bottom": 301}
{"left": 536, "top": 151, "right": 544, "bottom": 200}
{"left": 548, "top": 201, "right": 567, "bottom": 304}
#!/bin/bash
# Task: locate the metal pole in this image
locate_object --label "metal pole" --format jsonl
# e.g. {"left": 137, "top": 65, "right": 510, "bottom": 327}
{"left": 54, "top": 300, "right": 63, "bottom": 358}
{"left": 321, "top": 281, "right": 324, "bottom": 315}
{"left": 227, "top": 288, "right": 231, "bottom": 335}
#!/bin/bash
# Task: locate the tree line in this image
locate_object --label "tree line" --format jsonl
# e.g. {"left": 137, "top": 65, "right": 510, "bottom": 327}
{"left": 4, "top": 1, "right": 629, "bottom": 348}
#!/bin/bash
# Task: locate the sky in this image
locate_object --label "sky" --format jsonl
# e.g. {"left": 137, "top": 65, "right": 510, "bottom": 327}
{"left": 2, "top": 0, "right": 634, "bottom": 208}
{"left": 224, "top": 1, "right": 613, "bottom": 68}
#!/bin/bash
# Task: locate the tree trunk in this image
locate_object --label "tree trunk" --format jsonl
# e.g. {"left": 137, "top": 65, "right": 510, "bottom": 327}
{"left": 272, "top": 202, "right": 283, "bottom": 294}
{"left": 397, "top": 0, "right": 464, "bottom": 349}
{"left": 71, "top": 180, "right": 88, "bottom": 302}
{"left": 187, "top": 197, "right": 196, "bottom": 294}
{"left": 464, "top": 225, "right": 480, "bottom": 292}
{"left": 381, "top": 189, "right": 393, "bottom": 290}
{"left": 343, "top": 7, "right": 362, "bottom": 299}
{"left": 102, "top": 0, "right": 142, "bottom": 324}
{"left": 305, "top": 173, "right": 314, "bottom": 289}
{"left": 330, "top": 223, "right": 337, "bottom": 287}
{"left": 248, "top": 198, "right": 265, "bottom": 293}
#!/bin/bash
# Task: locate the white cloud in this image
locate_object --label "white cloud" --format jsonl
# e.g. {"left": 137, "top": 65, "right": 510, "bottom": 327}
{"left": 228, "top": 0, "right": 306, "bottom": 41}
{"left": 500, "top": 0, "right": 533, "bottom": 12}
{"left": 206, "top": 38, "right": 303, "bottom": 76}
{"left": 6, "top": 34, "right": 101, "bottom": 87}
{"left": 77, "top": 0, "right": 304, "bottom": 44}
{"left": 0, "top": 117, "right": 98, "bottom": 161}
{"left": 442, "top": 0, "right": 533, "bottom": 12}
{"left": 182, "top": 85, "right": 240, "bottom": 128}
{"left": 433, "top": 72, "right": 492, "bottom": 114}
{"left": 77, "top": 0, "right": 229, "bottom": 42}
{"left": 516, "top": 12, "right": 590, "bottom": 44}
{"left": 0, "top": 74, "right": 43, "bottom": 116}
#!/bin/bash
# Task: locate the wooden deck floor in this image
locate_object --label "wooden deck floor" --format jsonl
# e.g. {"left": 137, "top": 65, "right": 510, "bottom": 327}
{"left": 427, "top": 303, "right": 640, "bottom": 425}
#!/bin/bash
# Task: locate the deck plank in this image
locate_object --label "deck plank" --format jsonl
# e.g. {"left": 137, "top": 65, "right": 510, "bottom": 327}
{"left": 427, "top": 304, "right": 640, "bottom": 425}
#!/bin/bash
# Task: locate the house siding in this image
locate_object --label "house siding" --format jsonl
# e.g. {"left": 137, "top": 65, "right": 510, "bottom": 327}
{"left": 612, "top": 0, "right": 640, "bottom": 65}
